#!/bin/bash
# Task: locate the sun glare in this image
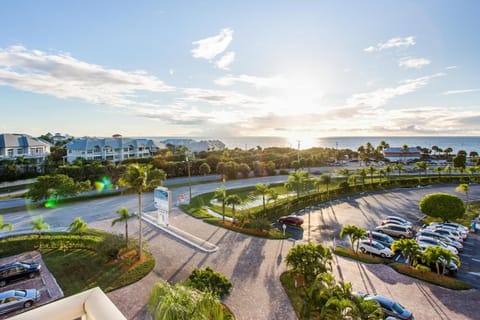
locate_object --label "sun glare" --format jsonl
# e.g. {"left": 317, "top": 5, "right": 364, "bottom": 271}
{"left": 286, "top": 134, "right": 318, "bottom": 150}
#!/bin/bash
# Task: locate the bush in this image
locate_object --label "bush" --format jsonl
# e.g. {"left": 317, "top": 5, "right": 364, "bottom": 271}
{"left": 184, "top": 267, "right": 232, "bottom": 299}
{"left": 95, "top": 233, "right": 125, "bottom": 260}
{"left": 333, "top": 246, "right": 384, "bottom": 264}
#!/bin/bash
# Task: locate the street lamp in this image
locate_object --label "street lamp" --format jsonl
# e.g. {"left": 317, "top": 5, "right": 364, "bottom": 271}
{"left": 186, "top": 155, "right": 192, "bottom": 202}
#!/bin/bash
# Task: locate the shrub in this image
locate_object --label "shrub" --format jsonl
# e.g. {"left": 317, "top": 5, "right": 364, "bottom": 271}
{"left": 95, "top": 233, "right": 125, "bottom": 260}
{"left": 184, "top": 267, "right": 233, "bottom": 299}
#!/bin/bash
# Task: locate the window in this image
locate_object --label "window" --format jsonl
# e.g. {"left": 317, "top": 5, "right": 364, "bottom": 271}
{"left": 7, "top": 149, "right": 13, "bottom": 157}
{"left": 93, "top": 145, "right": 101, "bottom": 153}
{"left": 17, "top": 148, "right": 23, "bottom": 154}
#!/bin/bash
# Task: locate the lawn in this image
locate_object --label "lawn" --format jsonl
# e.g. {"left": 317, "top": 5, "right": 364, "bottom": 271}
{"left": 42, "top": 248, "right": 154, "bottom": 296}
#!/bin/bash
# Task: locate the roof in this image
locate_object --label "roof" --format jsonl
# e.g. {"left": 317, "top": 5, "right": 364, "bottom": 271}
{"left": 0, "top": 134, "right": 51, "bottom": 148}
{"left": 65, "top": 137, "right": 161, "bottom": 150}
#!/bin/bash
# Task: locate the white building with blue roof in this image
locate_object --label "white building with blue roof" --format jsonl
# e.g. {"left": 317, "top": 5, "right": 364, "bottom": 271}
{"left": 65, "top": 135, "right": 164, "bottom": 163}
{"left": 0, "top": 133, "right": 51, "bottom": 163}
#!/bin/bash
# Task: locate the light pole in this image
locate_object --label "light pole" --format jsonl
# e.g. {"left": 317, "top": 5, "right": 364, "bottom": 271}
{"left": 186, "top": 155, "right": 192, "bottom": 202}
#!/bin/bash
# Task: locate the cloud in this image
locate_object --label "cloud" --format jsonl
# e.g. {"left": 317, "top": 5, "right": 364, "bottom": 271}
{"left": 215, "top": 51, "right": 235, "bottom": 70}
{"left": 364, "top": 36, "right": 415, "bottom": 52}
{"left": 398, "top": 57, "right": 431, "bottom": 69}
{"left": 442, "top": 88, "right": 480, "bottom": 95}
{"left": 347, "top": 73, "right": 444, "bottom": 108}
{"left": 0, "top": 45, "right": 173, "bottom": 107}
{"left": 445, "top": 65, "right": 457, "bottom": 70}
{"left": 181, "top": 87, "right": 264, "bottom": 106}
{"left": 191, "top": 28, "right": 234, "bottom": 60}
{"left": 214, "top": 74, "right": 287, "bottom": 88}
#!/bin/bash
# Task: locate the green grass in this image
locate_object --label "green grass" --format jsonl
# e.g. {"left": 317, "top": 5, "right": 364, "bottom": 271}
{"left": 334, "top": 246, "right": 384, "bottom": 264}
{"left": 279, "top": 272, "right": 303, "bottom": 319}
{"left": 42, "top": 248, "right": 154, "bottom": 296}
{"left": 389, "top": 262, "right": 472, "bottom": 290}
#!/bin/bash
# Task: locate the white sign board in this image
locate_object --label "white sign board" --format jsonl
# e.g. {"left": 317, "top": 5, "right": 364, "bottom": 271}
{"left": 154, "top": 187, "right": 172, "bottom": 211}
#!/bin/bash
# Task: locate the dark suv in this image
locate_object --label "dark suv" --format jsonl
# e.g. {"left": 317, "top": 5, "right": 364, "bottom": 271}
{"left": 0, "top": 262, "right": 41, "bottom": 287}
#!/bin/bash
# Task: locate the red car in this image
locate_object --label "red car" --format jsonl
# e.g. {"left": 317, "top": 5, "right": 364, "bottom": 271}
{"left": 278, "top": 215, "right": 304, "bottom": 226}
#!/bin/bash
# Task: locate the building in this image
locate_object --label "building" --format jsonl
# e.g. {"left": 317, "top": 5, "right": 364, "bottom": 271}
{"left": 0, "top": 133, "right": 51, "bottom": 163}
{"left": 64, "top": 136, "right": 165, "bottom": 163}
{"left": 9, "top": 287, "right": 126, "bottom": 320}
{"left": 161, "top": 138, "right": 225, "bottom": 152}
{"left": 382, "top": 147, "right": 421, "bottom": 163}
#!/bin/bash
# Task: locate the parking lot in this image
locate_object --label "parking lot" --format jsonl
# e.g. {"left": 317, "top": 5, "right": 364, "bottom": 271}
{"left": 0, "top": 251, "right": 63, "bottom": 319}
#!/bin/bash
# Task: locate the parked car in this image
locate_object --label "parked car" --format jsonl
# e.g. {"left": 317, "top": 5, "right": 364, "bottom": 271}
{"left": 375, "top": 224, "right": 414, "bottom": 238}
{"left": 381, "top": 216, "right": 413, "bottom": 227}
{"left": 365, "top": 231, "right": 395, "bottom": 249}
{"left": 277, "top": 215, "right": 304, "bottom": 226}
{"left": 0, "top": 262, "right": 41, "bottom": 287}
{"left": 427, "top": 256, "right": 458, "bottom": 276}
{"left": 356, "top": 293, "right": 414, "bottom": 320}
{"left": 358, "top": 240, "right": 393, "bottom": 258}
{"left": 432, "top": 224, "right": 468, "bottom": 239}
{"left": 424, "top": 227, "right": 464, "bottom": 242}
{"left": 0, "top": 289, "right": 40, "bottom": 314}
{"left": 416, "top": 230, "right": 463, "bottom": 252}
{"left": 416, "top": 236, "right": 458, "bottom": 254}
{"left": 429, "top": 222, "right": 468, "bottom": 233}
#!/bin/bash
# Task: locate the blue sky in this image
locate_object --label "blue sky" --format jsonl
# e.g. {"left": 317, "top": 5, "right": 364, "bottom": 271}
{"left": 1, "top": 1, "right": 479, "bottom": 143}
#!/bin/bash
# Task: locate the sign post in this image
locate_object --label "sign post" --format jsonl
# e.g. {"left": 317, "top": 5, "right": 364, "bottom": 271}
{"left": 154, "top": 187, "right": 172, "bottom": 226}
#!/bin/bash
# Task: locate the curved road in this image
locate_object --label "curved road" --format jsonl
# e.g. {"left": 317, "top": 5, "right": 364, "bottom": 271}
{"left": 1, "top": 179, "right": 480, "bottom": 320}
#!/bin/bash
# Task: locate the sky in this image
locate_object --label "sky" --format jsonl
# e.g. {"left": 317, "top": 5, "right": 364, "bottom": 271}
{"left": 1, "top": 1, "right": 480, "bottom": 144}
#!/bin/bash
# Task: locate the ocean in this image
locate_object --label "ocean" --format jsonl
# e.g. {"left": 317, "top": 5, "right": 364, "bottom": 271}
{"left": 150, "top": 136, "right": 480, "bottom": 153}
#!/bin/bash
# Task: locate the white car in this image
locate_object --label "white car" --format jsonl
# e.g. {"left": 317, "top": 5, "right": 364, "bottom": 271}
{"left": 423, "top": 226, "right": 464, "bottom": 242}
{"left": 382, "top": 216, "right": 413, "bottom": 227}
{"left": 433, "top": 225, "right": 467, "bottom": 240}
{"left": 358, "top": 239, "right": 393, "bottom": 258}
{"left": 429, "top": 222, "right": 468, "bottom": 234}
{"left": 416, "top": 236, "right": 458, "bottom": 254}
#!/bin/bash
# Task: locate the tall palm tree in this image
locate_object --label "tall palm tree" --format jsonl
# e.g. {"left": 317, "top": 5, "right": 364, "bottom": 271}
{"left": 423, "top": 246, "right": 444, "bottom": 275}
{"left": 120, "top": 163, "right": 166, "bottom": 259}
{"left": 225, "top": 194, "right": 242, "bottom": 224}
{"left": 254, "top": 183, "right": 270, "bottom": 214}
{"left": 0, "top": 215, "right": 13, "bottom": 232}
{"left": 401, "top": 144, "right": 409, "bottom": 163}
{"left": 213, "top": 187, "right": 227, "bottom": 222}
{"left": 267, "top": 189, "right": 278, "bottom": 206}
{"left": 30, "top": 215, "right": 50, "bottom": 238}
{"left": 391, "top": 239, "right": 422, "bottom": 266}
{"left": 356, "top": 168, "right": 367, "bottom": 186}
{"left": 68, "top": 217, "right": 87, "bottom": 236}
{"left": 339, "top": 225, "right": 367, "bottom": 253}
{"left": 433, "top": 166, "right": 443, "bottom": 178}
{"left": 287, "top": 170, "right": 308, "bottom": 198}
{"left": 455, "top": 183, "right": 471, "bottom": 211}
{"left": 444, "top": 147, "right": 453, "bottom": 160}
{"left": 367, "top": 165, "right": 376, "bottom": 184}
{"left": 320, "top": 173, "right": 332, "bottom": 197}
{"left": 394, "top": 163, "right": 404, "bottom": 176}
{"left": 112, "top": 207, "right": 138, "bottom": 243}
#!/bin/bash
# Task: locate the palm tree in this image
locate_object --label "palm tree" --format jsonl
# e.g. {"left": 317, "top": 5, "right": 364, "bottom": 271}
{"left": 391, "top": 239, "right": 422, "bottom": 266}
{"left": 351, "top": 295, "right": 384, "bottom": 319}
{"left": 423, "top": 246, "right": 444, "bottom": 275}
{"left": 213, "top": 187, "right": 227, "bottom": 222}
{"left": 356, "top": 168, "right": 367, "bottom": 186}
{"left": 254, "top": 183, "right": 270, "bottom": 214}
{"left": 455, "top": 183, "right": 470, "bottom": 211}
{"left": 444, "top": 164, "right": 453, "bottom": 175}
{"left": 339, "top": 225, "right": 367, "bottom": 253}
{"left": 112, "top": 207, "right": 138, "bottom": 243}
{"left": 367, "top": 165, "right": 376, "bottom": 184}
{"left": 415, "top": 161, "right": 429, "bottom": 176}
{"left": 267, "top": 189, "right": 278, "bottom": 206}
{"left": 120, "top": 163, "right": 166, "bottom": 259}
{"left": 0, "top": 215, "right": 13, "bottom": 232}
{"left": 433, "top": 166, "right": 443, "bottom": 178}
{"left": 148, "top": 279, "right": 225, "bottom": 320}
{"left": 401, "top": 144, "right": 409, "bottom": 163}
{"left": 68, "top": 217, "right": 87, "bottom": 235}
{"left": 444, "top": 147, "right": 453, "bottom": 160}
{"left": 225, "top": 194, "right": 242, "bottom": 224}
{"left": 320, "top": 173, "right": 332, "bottom": 197}
{"left": 286, "top": 243, "right": 333, "bottom": 284}
{"left": 394, "top": 163, "right": 405, "bottom": 176}
{"left": 30, "top": 215, "right": 50, "bottom": 238}
{"left": 287, "top": 170, "right": 308, "bottom": 198}
{"left": 384, "top": 165, "right": 393, "bottom": 183}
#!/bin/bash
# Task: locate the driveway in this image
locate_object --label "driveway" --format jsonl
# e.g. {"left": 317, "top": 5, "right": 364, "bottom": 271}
{"left": 2, "top": 182, "right": 480, "bottom": 319}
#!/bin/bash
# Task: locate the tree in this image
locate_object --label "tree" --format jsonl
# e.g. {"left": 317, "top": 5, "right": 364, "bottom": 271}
{"left": 453, "top": 154, "right": 466, "bottom": 169}
{"left": 414, "top": 161, "right": 428, "bottom": 175}
{"left": 237, "top": 163, "right": 251, "bottom": 178}
{"left": 351, "top": 295, "right": 384, "bottom": 320}
{"left": 320, "top": 173, "right": 332, "bottom": 197}
{"left": 287, "top": 170, "right": 308, "bottom": 198}
{"left": 148, "top": 279, "right": 225, "bottom": 320}
{"left": 455, "top": 184, "right": 471, "bottom": 211}
{"left": 184, "top": 267, "right": 232, "bottom": 299}
{"left": 30, "top": 216, "right": 50, "bottom": 238}
{"left": 394, "top": 163, "right": 404, "bottom": 176}
{"left": 255, "top": 183, "right": 270, "bottom": 213}
{"left": 356, "top": 168, "right": 367, "bottom": 186}
{"left": 285, "top": 243, "right": 333, "bottom": 284}
{"left": 422, "top": 246, "right": 458, "bottom": 275}
{"left": 339, "top": 225, "right": 367, "bottom": 253}
{"left": 433, "top": 166, "right": 443, "bottom": 178}
{"left": 199, "top": 162, "right": 211, "bottom": 176}
{"left": 112, "top": 207, "right": 138, "bottom": 243}
{"left": 27, "top": 174, "right": 91, "bottom": 202}
{"left": 367, "top": 165, "right": 376, "bottom": 184}
{"left": 213, "top": 187, "right": 227, "bottom": 222}
{"left": 419, "top": 193, "right": 465, "bottom": 222}
{"left": 391, "top": 239, "right": 422, "bottom": 266}
{"left": 267, "top": 189, "right": 279, "bottom": 206}
{"left": 120, "top": 164, "right": 166, "bottom": 259}
{"left": 0, "top": 215, "right": 13, "bottom": 232}
{"left": 225, "top": 194, "right": 242, "bottom": 224}
{"left": 68, "top": 217, "right": 87, "bottom": 235}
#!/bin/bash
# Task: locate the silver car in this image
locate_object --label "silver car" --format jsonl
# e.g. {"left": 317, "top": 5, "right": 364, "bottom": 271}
{"left": 0, "top": 289, "right": 40, "bottom": 314}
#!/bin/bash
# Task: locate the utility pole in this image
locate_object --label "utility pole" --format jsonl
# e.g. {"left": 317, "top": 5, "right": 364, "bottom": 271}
{"left": 186, "top": 155, "right": 192, "bottom": 201}
{"left": 297, "top": 140, "right": 301, "bottom": 166}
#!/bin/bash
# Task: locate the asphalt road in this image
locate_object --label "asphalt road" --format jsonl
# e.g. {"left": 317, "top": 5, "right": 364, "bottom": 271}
{"left": 1, "top": 179, "right": 480, "bottom": 319}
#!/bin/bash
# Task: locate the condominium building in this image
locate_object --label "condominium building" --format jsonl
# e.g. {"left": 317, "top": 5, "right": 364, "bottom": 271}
{"left": 64, "top": 136, "right": 165, "bottom": 163}
{"left": 0, "top": 133, "right": 51, "bottom": 163}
